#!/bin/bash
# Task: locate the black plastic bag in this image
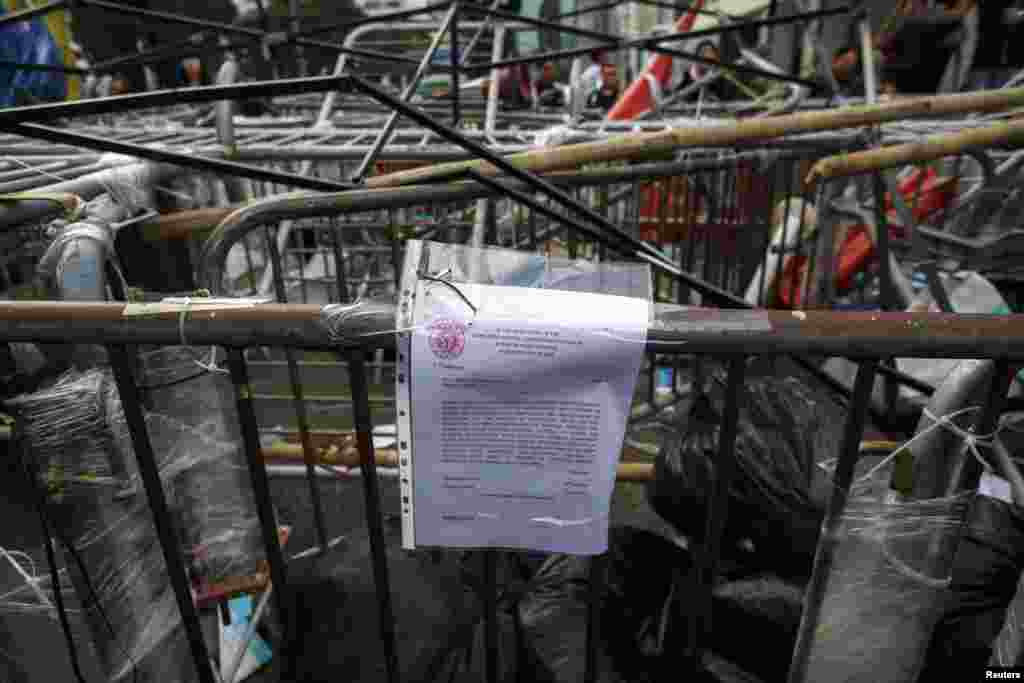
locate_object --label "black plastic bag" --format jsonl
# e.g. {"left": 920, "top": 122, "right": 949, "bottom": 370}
{"left": 518, "top": 527, "right": 690, "bottom": 683}
{"left": 647, "top": 358, "right": 846, "bottom": 581}
{"left": 518, "top": 553, "right": 592, "bottom": 683}
{"left": 601, "top": 527, "right": 693, "bottom": 683}
{"left": 710, "top": 576, "right": 804, "bottom": 682}
{"left": 424, "top": 552, "right": 534, "bottom": 683}
{"left": 519, "top": 526, "right": 795, "bottom": 683}
{"left": 920, "top": 494, "right": 1024, "bottom": 675}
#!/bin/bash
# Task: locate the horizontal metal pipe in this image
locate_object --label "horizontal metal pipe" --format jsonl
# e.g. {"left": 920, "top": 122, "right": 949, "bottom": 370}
{"left": 2, "top": 301, "right": 1024, "bottom": 361}
{"left": 809, "top": 119, "right": 1024, "bottom": 183}
{"left": 461, "top": 3, "right": 619, "bottom": 44}
{"left": 0, "top": 162, "right": 117, "bottom": 195}
{"left": 290, "top": 1, "right": 453, "bottom": 39}
{"left": 554, "top": 0, "right": 742, "bottom": 21}
{"left": 0, "top": 145, "right": 98, "bottom": 156}
{"left": 0, "top": 159, "right": 82, "bottom": 183}
{"left": 198, "top": 152, "right": 811, "bottom": 290}
{"left": 366, "top": 88, "right": 1024, "bottom": 189}
{"left": 0, "top": 162, "right": 180, "bottom": 230}
{"left": 81, "top": 0, "right": 421, "bottom": 66}
{"left": 4, "top": 123, "right": 356, "bottom": 192}
{"left": 0, "top": 76, "right": 353, "bottom": 125}
{"left": 265, "top": 441, "right": 655, "bottom": 480}
{"left": 231, "top": 146, "right": 532, "bottom": 161}
{"left": 91, "top": 31, "right": 211, "bottom": 72}
{"left": 267, "top": 464, "right": 400, "bottom": 479}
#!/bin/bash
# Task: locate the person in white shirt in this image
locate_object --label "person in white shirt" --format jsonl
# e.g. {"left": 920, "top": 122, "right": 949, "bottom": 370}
{"left": 575, "top": 48, "right": 607, "bottom": 101}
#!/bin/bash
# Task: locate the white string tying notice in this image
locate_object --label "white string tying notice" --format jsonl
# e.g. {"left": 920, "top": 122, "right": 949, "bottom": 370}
{"left": 177, "top": 297, "right": 229, "bottom": 375}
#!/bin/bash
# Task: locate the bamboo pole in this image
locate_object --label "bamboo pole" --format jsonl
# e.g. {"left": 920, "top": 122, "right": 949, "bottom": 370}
{"left": 807, "top": 118, "right": 1024, "bottom": 184}
{"left": 264, "top": 441, "right": 656, "bottom": 482}
{"left": 142, "top": 207, "right": 235, "bottom": 240}
{"left": 364, "top": 88, "right": 1024, "bottom": 189}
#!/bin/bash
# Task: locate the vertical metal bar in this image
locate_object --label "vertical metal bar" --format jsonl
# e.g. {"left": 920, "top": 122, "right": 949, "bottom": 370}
{"left": 352, "top": 4, "right": 460, "bottom": 182}
{"left": 18, "top": 423, "right": 88, "bottom": 683}
{"left": 225, "top": 347, "right": 295, "bottom": 673}
{"left": 701, "top": 174, "right": 715, "bottom": 293}
{"left": 390, "top": 210, "right": 402, "bottom": 291}
{"left": 451, "top": 1, "right": 461, "bottom": 127}
{"left": 873, "top": 173, "right": 896, "bottom": 311}
{"left": 787, "top": 358, "right": 878, "bottom": 683}
{"left": 776, "top": 166, "right": 796, "bottom": 305}
{"left": 569, "top": 188, "right": 579, "bottom": 260}
{"left": 584, "top": 554, "right": 606, "bottom": 683}
{"left": 858, "top": 12, "right": 878, "bottom": 108}
{"left": 487, "top": 197, "right": 499, "bottom": 246}
{"left": 483, "top": 550, "right": 498, "bottom": 683}
{"left": 266, "top": 228, "right": 330, "bottom": 550}
{"left": 331, "top": 221, "right": 350, "bottom": 303}
{"left": 756, "top": 161, "right": 779, "bottom": 305}
{"left": 922, "top": 261, "right": 954, "bottom": 313}
{"left": 297, "top": 227, "right": 311, "bottom": 304}
{"left": 726, "top": 164, "right": 742, "bottom": 290}
{"left": 529, "top": 199, "right": 538, "bottom": 250}
{"left": 686, "top": 356, "right": 747, "bottom": 664}
{"left": 657, "top": 178, "right": 668, "bottom": 247}
{"left": 800, "top": 158, "right": 819, "bottom": 309}
{"left": 347, "top": 351, "right": 400, "bottom": 683}
{"left": 955, "top": 359, "right": 1014, "bottom": 495}
{"left": 647, "top": 349, "right": 657, "bottom": 407}
{"left": 805, "top": 181, "right": 835, "bottom": 309}
{"left": 106, "top": 344, "right": 216, "bottom": 683}
{"left": 290, "top": 0, "right": 307, "bottom": 77}
{"left": 791, "top": 176, "right": 810, "bottom": 306}
{"left": 683, "top": 179, "right": 698, "bottom": 304}
{"left": 484, "top": 25, "right": 505, "bottom": 137}
{"left": 460, "top": 0, "right": 502, "bottom": 68}
{"left": 632, "top": 178, "right": 643, "bottom": 243}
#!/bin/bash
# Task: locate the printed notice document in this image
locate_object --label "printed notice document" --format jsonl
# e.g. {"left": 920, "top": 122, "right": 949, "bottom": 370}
{"left": 397, "top": 279, "right": 648, "bottom": 555}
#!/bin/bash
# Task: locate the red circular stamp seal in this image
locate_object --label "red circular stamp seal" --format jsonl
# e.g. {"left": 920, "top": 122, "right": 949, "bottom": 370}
{"left": 428, "top": 319, "right": 467, "bottom": 360}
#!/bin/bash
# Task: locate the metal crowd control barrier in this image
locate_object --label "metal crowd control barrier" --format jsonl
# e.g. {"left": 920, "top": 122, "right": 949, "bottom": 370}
{"left": 192, "top": 150, "right": 845, "bottom": 304}
{"left": 187, "top": 150, "right": 851, "bottom": 463}
{"left": 0, "top": 301, "right": 1021, "bottom": 683}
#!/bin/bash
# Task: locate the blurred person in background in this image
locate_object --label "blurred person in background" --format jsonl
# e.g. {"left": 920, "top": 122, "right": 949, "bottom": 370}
{"left": 480, "top": 62, "right": 532, "bottom": 108}
{"left": 832, "top": 0, "right": 975, "bottom": 96}
{"left": 588, "top": 61, "right": 620, "bottom": 110}
{"left": 110, "top": 73, "right": 131, "bottom": 96}
{"left": 966, "top": 0, "right": 1023, "bottom": 89}
{"left": 575, "top": 48, "right": 608, "bottom": 99}
{"left": 534, "top": 60, "right": 566, "bottom": 107}
{"left": 677, "top": 40, "right": 746, "bottom": 102}
{"left": 177, "top": 56, "right": 209, "bottom": 87}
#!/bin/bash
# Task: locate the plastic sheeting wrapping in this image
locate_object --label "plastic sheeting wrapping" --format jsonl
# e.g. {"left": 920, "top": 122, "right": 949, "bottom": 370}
{"left": 512, "top": 462, "right": 971, "bottom": 682}
{"left": 503, "top": 356, "right": 974, "bottom": 681}
{"left": 425, "top": 552, "right": 533, "bottom": 683}
{"left": 506, "top": 526, "right": 792, "bottom": 683}
{"left": 796, "top": 459, "right": 970, "bottom": 683}
{"left": 5, "top": 362, "right": 265, "bottom": 682}
{"left": 921, "top": 492, "right": 1024, "bottom": 675}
